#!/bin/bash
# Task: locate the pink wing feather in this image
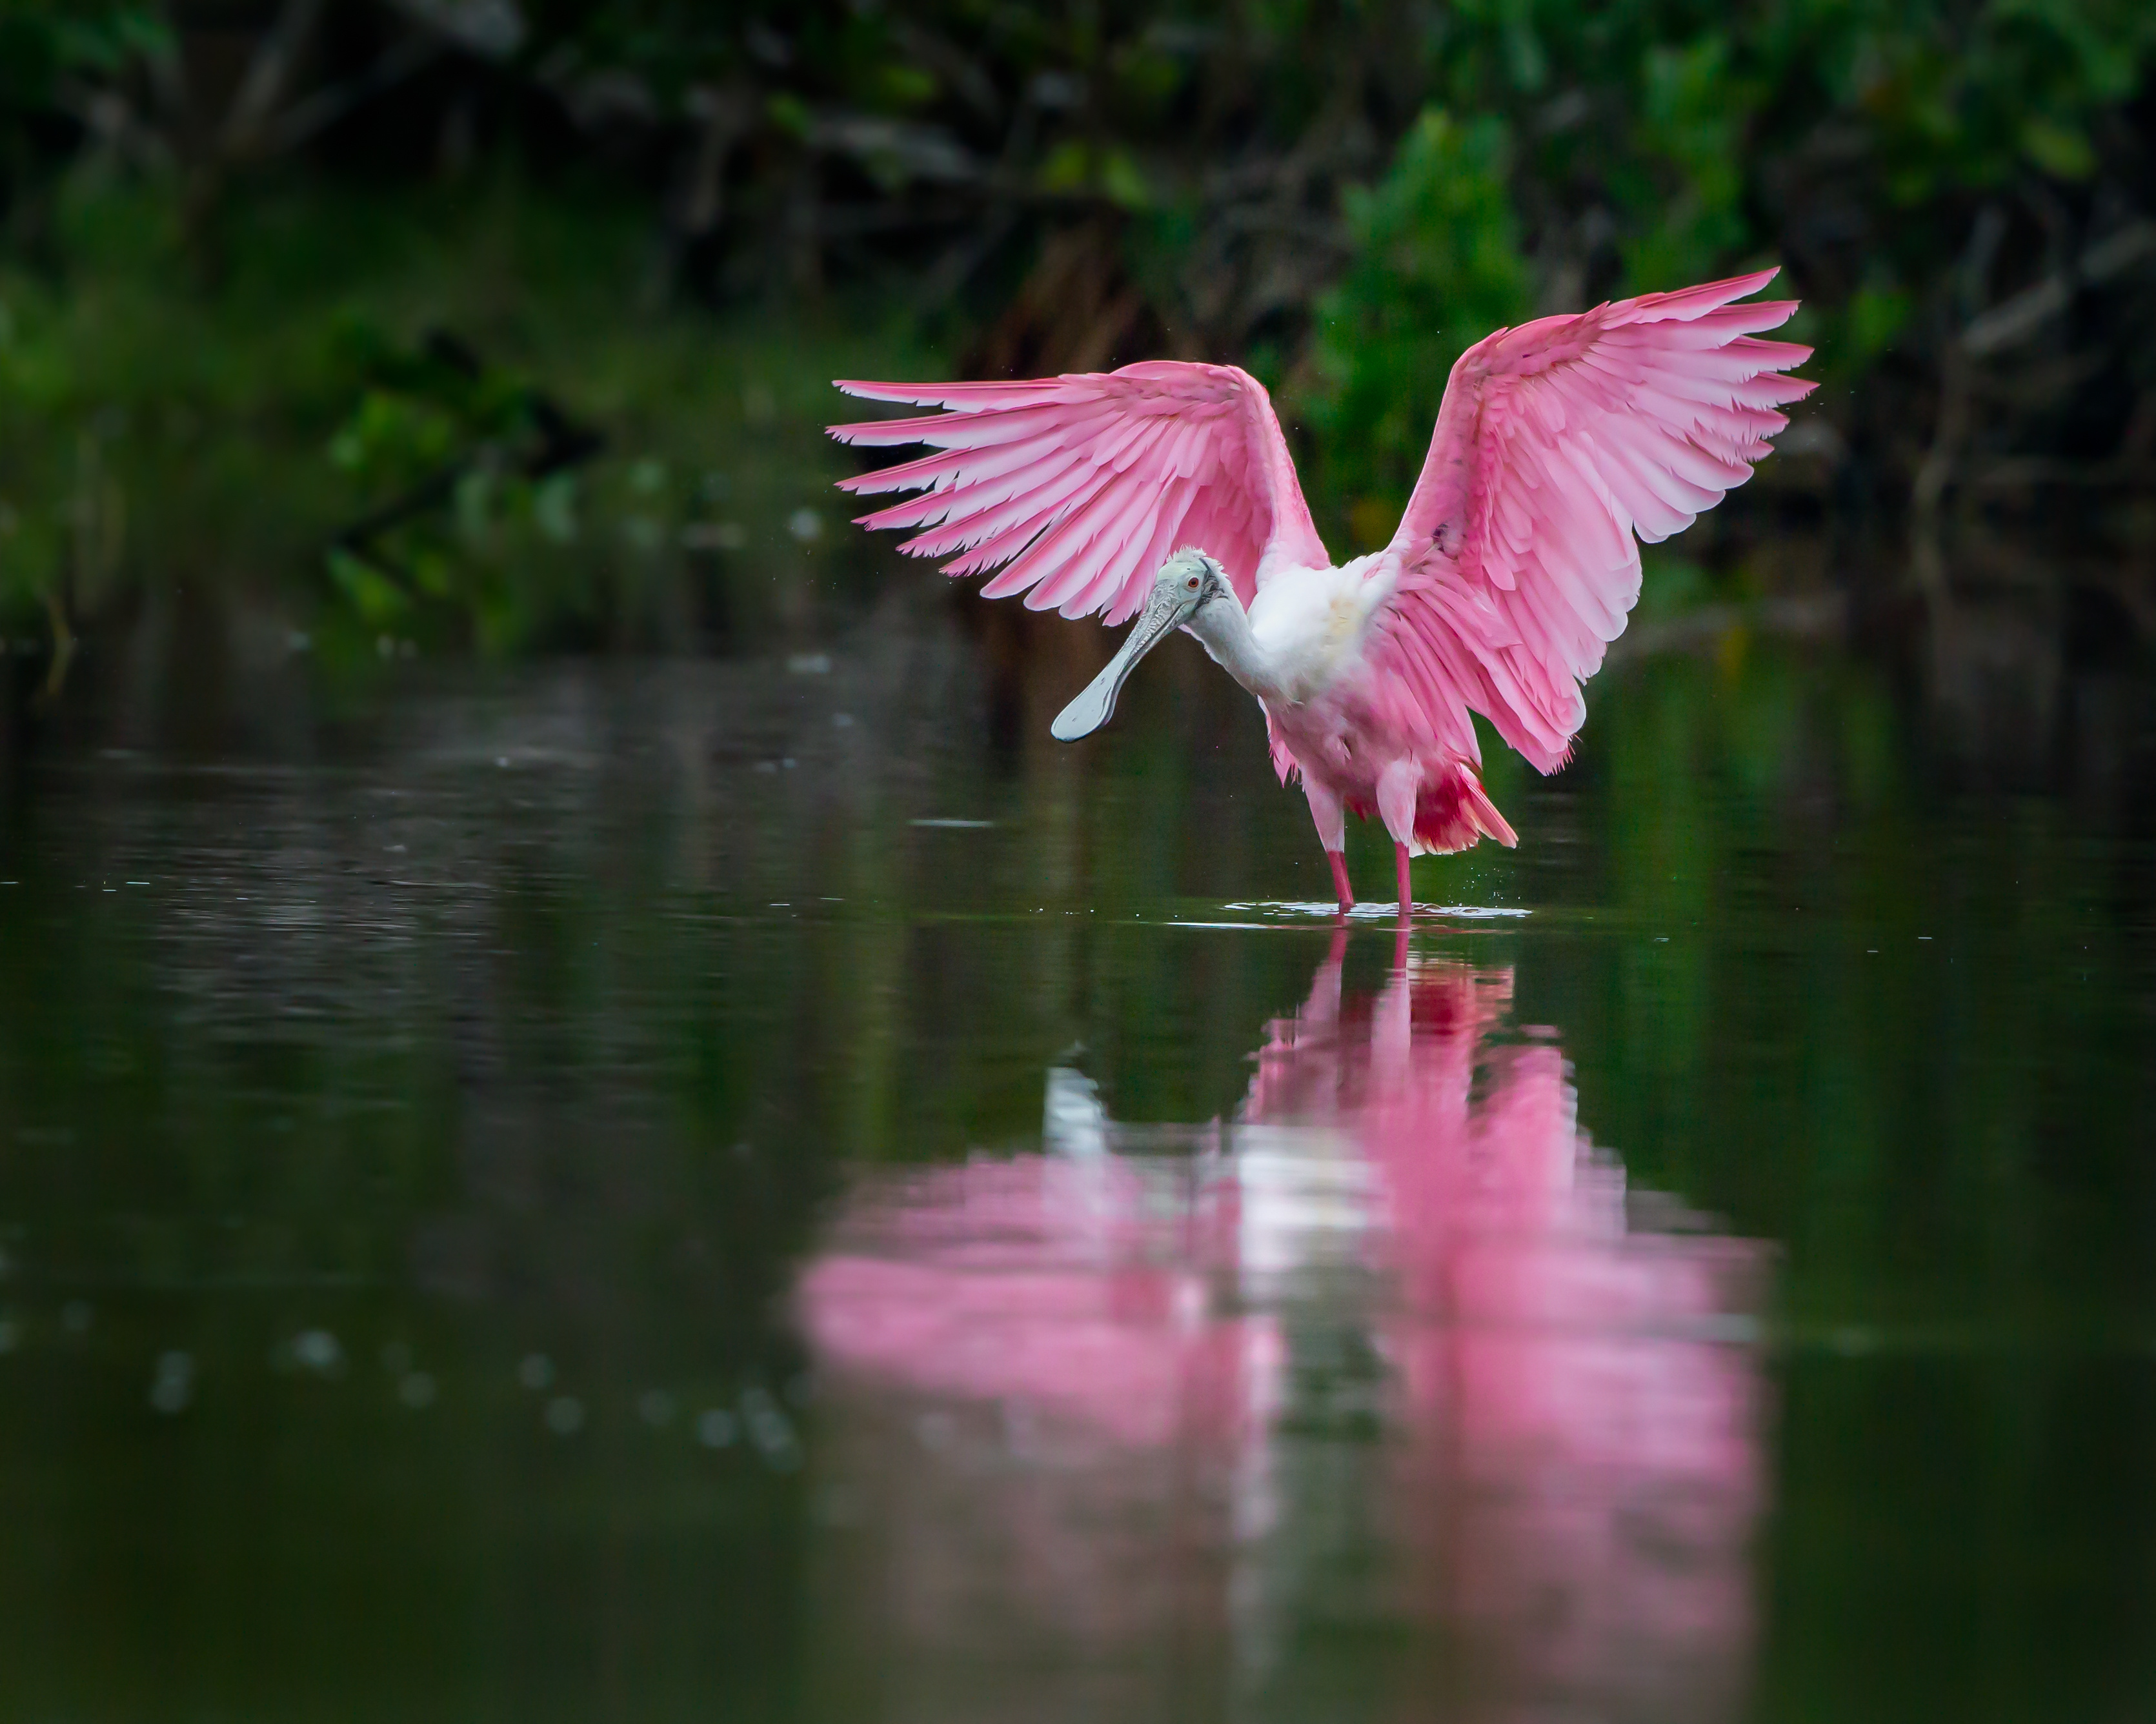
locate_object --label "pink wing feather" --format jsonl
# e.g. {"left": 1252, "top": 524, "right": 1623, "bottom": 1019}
{"left": 1369, "top": 268, "right": 1816, "bottom": 774}
{"left": 829, "top": 362, "right": 1329, "bottom": 623}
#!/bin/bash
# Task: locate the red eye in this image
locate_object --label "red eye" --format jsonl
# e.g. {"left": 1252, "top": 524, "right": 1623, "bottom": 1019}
{"left": 1187, "top": 577, "right": 1200, "bottom": 590}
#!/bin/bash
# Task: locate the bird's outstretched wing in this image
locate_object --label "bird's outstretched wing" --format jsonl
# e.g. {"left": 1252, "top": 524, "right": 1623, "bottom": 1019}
{"left": 1367, "top": 269, "right": 1815, "bottom": 774}
{"left": 829, "top": 362, "right": 1329, "bottom": 623}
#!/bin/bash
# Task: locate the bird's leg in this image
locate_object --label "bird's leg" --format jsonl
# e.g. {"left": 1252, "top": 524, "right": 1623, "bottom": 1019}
{"left": 1376, "top": 759, "right": 1424, "bottom": 918}
{"left": 1327, "top": 851, "right": 1355, "bottom": 914}
{"left": 1302, "top": 774, "right": 1353, "bottom": 914}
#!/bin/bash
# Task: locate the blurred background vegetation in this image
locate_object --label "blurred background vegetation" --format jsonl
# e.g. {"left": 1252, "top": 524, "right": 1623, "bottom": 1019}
{"left": 0, "top": 0, "right": 2152, "bottom": 670}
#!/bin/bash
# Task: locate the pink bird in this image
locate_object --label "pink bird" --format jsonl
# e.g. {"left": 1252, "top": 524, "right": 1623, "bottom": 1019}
{"left": 830, "top": 270, "right": 1814, "bottom": 912}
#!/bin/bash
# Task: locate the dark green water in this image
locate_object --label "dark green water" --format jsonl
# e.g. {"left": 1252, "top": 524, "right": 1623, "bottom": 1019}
{"left": 1, "top": 597, "right": 2153, "bottom": 1723}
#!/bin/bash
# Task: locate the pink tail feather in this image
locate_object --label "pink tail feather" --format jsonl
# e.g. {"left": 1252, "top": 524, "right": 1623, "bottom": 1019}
{"left": 1413, "top": 765, "right": 1518, "bottom": 855}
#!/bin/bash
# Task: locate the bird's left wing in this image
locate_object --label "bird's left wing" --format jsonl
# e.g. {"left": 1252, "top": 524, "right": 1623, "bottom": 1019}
{"left": 829, "top": 361, "right": 1329, "bottom": 623}
{"left": 1366, "top": 269, "right": 1815, "bottom": 774}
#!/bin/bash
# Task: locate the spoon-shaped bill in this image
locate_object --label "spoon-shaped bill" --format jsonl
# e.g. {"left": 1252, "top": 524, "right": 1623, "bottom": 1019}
{"left": 1050, "top": 590, "right": 1185, "bottom": 742}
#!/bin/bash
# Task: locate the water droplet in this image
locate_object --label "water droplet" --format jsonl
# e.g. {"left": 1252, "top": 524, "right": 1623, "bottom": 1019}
{"left": 518, "top": 1352, "right": 554, "bottom": 1390}
{"left": 292, "top": 1328, "right": 342, "bottom": 1373}
{"left": 638, "top": 1390, "right": 676, "bottom": 1427}
{"left": 148, "top": 1350, "right": 193, "bottom": 1414}
{"left": 787, "top": 508, "right": 822, "bottom": 544}
{"left": 696, "top": 1408, "right": 738, "bottom": 1448}
{"left": 741, "top": 1387, "right": 796, "bottom": 1463}
{"left": 399, "top": 1372, "right": 437, "bottom": 1409}
{"left": 545, "top": 1396, "right": 585, "bottom": 1436}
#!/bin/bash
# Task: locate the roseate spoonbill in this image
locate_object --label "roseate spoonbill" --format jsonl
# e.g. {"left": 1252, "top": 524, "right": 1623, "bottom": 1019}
{"left": 830, "top": 270, "right": 1814, "bottom": 912}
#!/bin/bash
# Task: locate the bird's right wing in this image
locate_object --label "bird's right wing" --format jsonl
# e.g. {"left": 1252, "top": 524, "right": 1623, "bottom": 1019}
{"left": 1366, "top": 270, "right": 1815, "bottom": 772}
{"left": 829, "top": 361, "right": 1330, "bottom": 624}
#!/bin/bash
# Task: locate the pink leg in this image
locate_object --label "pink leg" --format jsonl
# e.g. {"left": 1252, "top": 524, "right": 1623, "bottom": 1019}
{"left": 1375, "top": 759, "right": 1423, "bottom": 920}
{"left": 1302, "top": 772, "right": 1352, "bottom": 912}
{"left": 1327, "top": 850, "right": 1355, "bottom": 913}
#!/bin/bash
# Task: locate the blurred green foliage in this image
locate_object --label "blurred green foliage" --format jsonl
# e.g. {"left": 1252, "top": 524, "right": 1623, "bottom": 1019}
{"left": 0, "top": 171, "right": 922, "bottom": 663}
{"left": 0, "top": 0, "right": 2150, "bottom": 654}
{"left": 1304, "top": 110, "right": 1532, "bottom": 541}
{"left": 1296, "top": 0, "right": 2156, "bottom": 534}
{"left": 0, "top": 3, "right": 163, "bottom": 108}
{"left": 323, "top": 323, "right": 600, "bottom": 654}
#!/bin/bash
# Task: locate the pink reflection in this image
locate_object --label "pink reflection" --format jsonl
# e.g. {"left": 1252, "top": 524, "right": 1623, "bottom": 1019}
{"left": 800, "top": 1151, "right": 1259, "bottom": 1451}
{"left": 798, "top": 929, "right": 1766, "bottom": 1721}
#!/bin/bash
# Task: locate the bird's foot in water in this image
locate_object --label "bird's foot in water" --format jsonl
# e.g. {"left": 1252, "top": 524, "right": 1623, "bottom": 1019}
{"left": 1395, "top": 843, "right": 1414, "bottom": 917}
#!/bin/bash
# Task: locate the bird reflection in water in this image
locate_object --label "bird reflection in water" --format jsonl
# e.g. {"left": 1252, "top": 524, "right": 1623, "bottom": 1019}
{"left": 800, "top": 928, "right": 1768, "bottom": 1723}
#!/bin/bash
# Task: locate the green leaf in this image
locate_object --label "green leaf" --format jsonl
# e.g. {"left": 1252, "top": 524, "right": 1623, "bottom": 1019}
{"left": 327, "top": 549, "right": 410, "bottom": 626}
{"left": 2021, "top": 117, "right": 2097, "bottom": 178}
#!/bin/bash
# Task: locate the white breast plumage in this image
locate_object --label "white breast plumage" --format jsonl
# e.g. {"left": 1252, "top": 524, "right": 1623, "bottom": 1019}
{"left": 1249, "top": 557, "right": 1392, "bottom": 703}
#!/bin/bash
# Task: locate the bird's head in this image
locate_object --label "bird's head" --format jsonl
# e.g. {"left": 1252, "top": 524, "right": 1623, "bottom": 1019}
{"left": 1151, "top": 545, "right": 1233, "bottom": 617}
{"left": 1051, "top": 548, "right": 1231, "bottom": 742}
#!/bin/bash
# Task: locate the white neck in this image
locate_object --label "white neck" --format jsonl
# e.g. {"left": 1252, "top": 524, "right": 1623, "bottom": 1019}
{"left": 1184, "top": 590, "right": 1279, "bottom": 701}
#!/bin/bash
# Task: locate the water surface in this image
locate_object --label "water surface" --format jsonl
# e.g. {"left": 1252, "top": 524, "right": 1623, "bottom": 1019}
{"left": 1, "top": 597, "right": 2153, "bottom": 1721}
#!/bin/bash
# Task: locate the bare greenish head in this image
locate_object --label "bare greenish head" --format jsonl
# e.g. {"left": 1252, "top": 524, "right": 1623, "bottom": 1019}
{"left": 1050, "top": 549, "right": 1232, "bottom": 741}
